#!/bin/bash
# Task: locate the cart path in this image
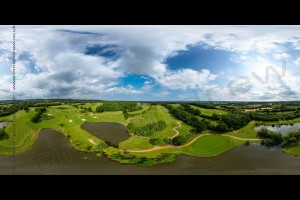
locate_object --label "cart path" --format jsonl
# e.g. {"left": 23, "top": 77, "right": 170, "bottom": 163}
{"left": 120, "top": 133, "right": 261, "bottom": 153}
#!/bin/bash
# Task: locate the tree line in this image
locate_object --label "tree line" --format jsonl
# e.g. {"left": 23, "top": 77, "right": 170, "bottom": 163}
{"left": 96, "top": 102, "right": 142, "bottom": 113}
{"left": 163, "top": 104, "right": 211, "bottom": 134}
{"left": 257, "top": 128, "right": 300, "bottom": 148}
{"left": 127, "top": 120, "right": 167, "bottom": 137}
{"left": 248, "top": 111, "right": 300, "bottom": 121}
{"left": 190, "top": 102, "right": 216, "bottom": 109}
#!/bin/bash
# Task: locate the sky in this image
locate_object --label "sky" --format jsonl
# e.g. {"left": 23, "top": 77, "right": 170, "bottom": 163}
{"left": 1, "top": 25, "right": 300, "bottom": 101}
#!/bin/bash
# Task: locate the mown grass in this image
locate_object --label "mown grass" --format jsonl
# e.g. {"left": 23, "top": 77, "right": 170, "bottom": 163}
{"left": 183, "top": 135, "right": 244, "bottom": 157}
{"left": 130, "top": 134, "right": 244, "bottom": 158}
{"left": 119, "top": 136, "right": 153, "bottom": 150}
{"left": 190, "top": 105, "right": 228, "bottom": 116}
{"left": 128, "top": 104, "right": 150, "bottom": 115}
{"left": 225, "top": 121, "right": 258, "bottom": 139}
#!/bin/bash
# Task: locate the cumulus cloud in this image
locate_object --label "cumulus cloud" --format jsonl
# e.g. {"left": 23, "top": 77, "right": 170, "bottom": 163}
{"left": 105, "top": 86, "right": 143, "bottom": 95}
{"left": 294, "top": 57, "right": 300, "bottom": 66}
{"left": 155, "top": 69, "right": 217, "bottom": 90}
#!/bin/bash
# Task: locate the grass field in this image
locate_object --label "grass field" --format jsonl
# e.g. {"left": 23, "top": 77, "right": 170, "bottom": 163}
{"left": 130, "top": 134, "right": 245, "bottom": 158}
{"left": 170, "top": 104, "right": 219, "bottom": 125}
{"left": 128, "top": 104, "right": 150, "bottom": 115}
{"left": 84, "top": 102, "right": 103, "bottom": 112}
{"left": 190, "top": 105, "right": 228, "bottom": 116}
{"left": 129, "top": 105, "right": 192, "bottom": 138}
{"left": 225, "top": 121, "right": 258, "bottom": 139}
{"left": 183, "top": 135, "right": 244, "bottom": 157}
{"left": 119, "top": 136, "right": 153, "bottom": 150}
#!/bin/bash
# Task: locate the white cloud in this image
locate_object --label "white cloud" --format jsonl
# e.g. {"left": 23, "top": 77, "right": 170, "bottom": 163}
{"left": 155, "top": 69, "right": 216, "bottom": 90}
{"left": 273, "top": 53, "right": 290, "bottom": 60}
{"left": 153, "top": 91, "right": 170, "bottom": 97}
{"left": 294, "top": 57, "right": 300, "bottom": 66}
{"left": 105, "top": 87, "right": 143, "bottom": 95}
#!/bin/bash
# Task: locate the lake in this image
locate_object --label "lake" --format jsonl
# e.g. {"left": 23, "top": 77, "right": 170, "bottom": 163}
{"left": 81, "top": 122, "right": 129, "bottom": 146}
{"left": 1, "top": 129, "right": 300, "bottom": 174}
{"left": 254, "top": 123, "right": 300, "bottom": 134}
{"left": 0, "top": 122, "right": 10, "bottom": 129}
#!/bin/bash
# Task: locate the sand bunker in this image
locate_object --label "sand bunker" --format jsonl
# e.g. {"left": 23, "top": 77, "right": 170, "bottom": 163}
{"left": 69, "top": 120, "right": 73, "bottom": 122}
{"left": 82, "top": 119, "right": 86, "bottom": 121}
{"left": 88, "top": 138, "right": 96, "bottom": 145}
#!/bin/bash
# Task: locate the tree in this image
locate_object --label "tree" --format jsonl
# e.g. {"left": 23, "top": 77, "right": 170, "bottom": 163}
{"left": 212, "top": 113, "right": 220, "bottom": 120}
{"left": 172, "top": 135, "right": 188, "bottom": 146}
{"left": 0, "top": 128, "right": 9, "bottom": 140}
{"left": 95, "top": 105, "right": 104, "bottom": 113}
{"left": 31, "top": 113, "right": 41, "bottom": 123}
{"left": 24, "top": 107, "right": 29, "bottom": 112}
{"left": 88, "top": 107, "right": 92, "bottom": 112}
{"left": 214, "top": 122, "right": 229, "bottom": 133}
{"left": 96, "top": 142, "right": 108, "bottom": 152}
{"left": 123, "top": 109, "right": 129, "bottom": 119}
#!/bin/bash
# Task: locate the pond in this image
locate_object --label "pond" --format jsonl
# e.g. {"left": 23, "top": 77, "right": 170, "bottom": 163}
{"left": 81, "top": 122, "right": 129, "bottom": 146}
{"left": 254, "top": 122, "right": 300, "bottom": 134}
{"left": 0, "top": 122, "right": 10, "bottom": 129}
{"left": 1, "top": 129, "right": 300, "bottom": 174}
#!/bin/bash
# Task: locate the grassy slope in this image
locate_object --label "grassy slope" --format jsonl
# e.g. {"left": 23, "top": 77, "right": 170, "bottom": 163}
{"left": 84, "top": 102, "right": 103, "bottom": 112}
{"left": 191, "top": 105, "right": 228, "bottom": 116}
{"left": 120, "top": 105, "right": 192, "bottom": 150}
{"left": 119, "top": 136, "right": 153, "bottom": 150}
{"left": 129, "top": 105, "right": 192, "bottom": 138}
{"left": 225, "top": 121, "right": 258, "bottom": 139}
{"left": 128, "top": 105, "right": 150, "bottom": 115}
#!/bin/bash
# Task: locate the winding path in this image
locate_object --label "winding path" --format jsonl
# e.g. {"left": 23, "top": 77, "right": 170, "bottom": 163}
{"left": 121, "top": 131, "right": 261, "bottom": 153}
{"left": 223, "top": 135, "right": 261, "bottom": 141}
{"left": 170, "top": 122, "right": 182, "bottom": 139}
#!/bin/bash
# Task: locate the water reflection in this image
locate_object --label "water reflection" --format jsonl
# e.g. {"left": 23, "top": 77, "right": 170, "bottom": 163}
{"left": 81, "top": 122, "right": 129, "bottom": 146}
{"left": 254, "top": 123, "right": 300, "bottom": 134}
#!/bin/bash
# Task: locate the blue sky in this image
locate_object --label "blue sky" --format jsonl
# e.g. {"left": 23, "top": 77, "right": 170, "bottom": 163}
{"left": 1, "top": 25, "right": 300, "bottom": 101}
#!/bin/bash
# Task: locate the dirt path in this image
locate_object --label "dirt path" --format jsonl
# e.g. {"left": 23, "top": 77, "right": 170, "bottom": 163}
{"left": 170, "top": 122, "right": 182, "bottom": 139}
{"left": 121, "top": 133, "right": 261, "bottom": 153}
{"left": 223, "top": 134, "right": 261, "bottom": 141}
